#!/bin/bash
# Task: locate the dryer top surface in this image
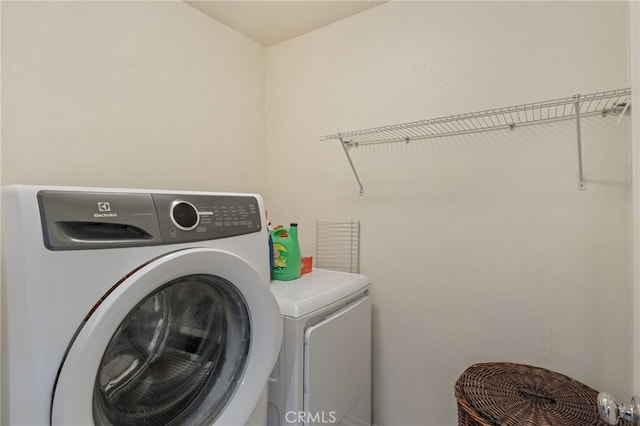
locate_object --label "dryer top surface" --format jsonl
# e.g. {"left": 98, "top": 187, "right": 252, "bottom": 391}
{"left": 270, "top": 269, "right": 370, "bottom": 318}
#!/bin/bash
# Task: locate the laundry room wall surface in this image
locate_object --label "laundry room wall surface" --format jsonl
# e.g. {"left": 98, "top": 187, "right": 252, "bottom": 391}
{"left": 264, "top": 2, "right": 632, "bottom": 425}
{"left": 1, "top": 1, "right": 266, "bottom": 193}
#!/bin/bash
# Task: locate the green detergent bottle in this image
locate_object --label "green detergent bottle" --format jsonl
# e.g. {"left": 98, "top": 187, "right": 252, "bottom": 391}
{"left": 271, "top": 223, "right": 301, "bottom": 281}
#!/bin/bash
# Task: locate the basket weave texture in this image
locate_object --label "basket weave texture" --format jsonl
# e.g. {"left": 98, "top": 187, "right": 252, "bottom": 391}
{"left": 454, "top": 362, "right": 625, "bottom": 426}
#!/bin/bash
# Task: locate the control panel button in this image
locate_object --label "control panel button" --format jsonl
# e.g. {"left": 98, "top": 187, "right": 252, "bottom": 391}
{"left": 170, "top": 201, "right": 199, "bottom": 231}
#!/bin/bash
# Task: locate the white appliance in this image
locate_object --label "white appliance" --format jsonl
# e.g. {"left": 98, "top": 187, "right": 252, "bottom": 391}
{"left": 267, "top": 269, "right": 371, "bottom": 426}
{"left": 1, "top": 185, "right": 282, "bottom": 426}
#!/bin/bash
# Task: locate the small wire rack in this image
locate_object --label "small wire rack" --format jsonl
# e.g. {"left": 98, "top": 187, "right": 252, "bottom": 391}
{"left": 315, "top": 220, "right": 361, "bottom": 274}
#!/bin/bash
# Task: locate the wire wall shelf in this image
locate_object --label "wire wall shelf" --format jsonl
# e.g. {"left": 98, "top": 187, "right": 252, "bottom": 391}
{"left": 321, "top": 88, "right": 631, "bottom": 194}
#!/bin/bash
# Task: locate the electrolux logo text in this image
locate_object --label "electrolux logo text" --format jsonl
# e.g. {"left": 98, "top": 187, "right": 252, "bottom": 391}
{"left": 285, "top": 411, "right": 337, "bottom": 424}
{"left": 94, "top": 201, "right": 117, "bottom": 218}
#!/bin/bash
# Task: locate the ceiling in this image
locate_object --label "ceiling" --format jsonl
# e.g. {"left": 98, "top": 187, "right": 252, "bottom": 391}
{"left": 185, "top": 1, "right": 386, "bottom": 47}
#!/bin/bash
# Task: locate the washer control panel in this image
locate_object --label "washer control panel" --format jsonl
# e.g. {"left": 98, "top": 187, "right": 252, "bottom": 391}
{"left": 152, "top": 193, "right": 262, "bottom": 244}
{"left": 38, "top": 190, "right": 262, "bottom": 250}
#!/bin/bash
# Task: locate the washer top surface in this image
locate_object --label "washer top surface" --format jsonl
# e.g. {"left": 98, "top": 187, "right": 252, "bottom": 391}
{"left": 270, "top": 269, "right": 370, "bottom": 318}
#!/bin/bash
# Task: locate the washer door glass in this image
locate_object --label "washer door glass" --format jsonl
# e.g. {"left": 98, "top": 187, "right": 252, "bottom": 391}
{"left": 92, "top": 274, "right": 250, "bottom": 426}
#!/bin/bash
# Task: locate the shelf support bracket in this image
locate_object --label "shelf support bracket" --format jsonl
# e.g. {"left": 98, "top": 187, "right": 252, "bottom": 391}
{"left": 574, "top": 97, "right": 587, "bottom": 191}
{"left": 339, "top": 135, "right": 364, "bottom": 195}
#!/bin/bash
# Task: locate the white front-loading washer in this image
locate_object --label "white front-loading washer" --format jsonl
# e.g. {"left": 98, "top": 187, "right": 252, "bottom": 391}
{"left": 267, "top": 269, "right": 371, "bottom": 426}
{"left": 1, "top": 185, "right": 282, "bottom": 426}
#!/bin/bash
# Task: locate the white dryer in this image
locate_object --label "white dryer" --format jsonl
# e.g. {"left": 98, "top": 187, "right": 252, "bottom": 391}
{"left": 267, "top": 269, "right": 371, "bottom": 426}
{"left": 1, "top": 185, "right": 282, "bottom": 426}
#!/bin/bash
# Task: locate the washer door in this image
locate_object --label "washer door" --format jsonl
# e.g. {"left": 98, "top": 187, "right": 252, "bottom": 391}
{"left": 51, "top": 248, "right": 281, "bottom": 426}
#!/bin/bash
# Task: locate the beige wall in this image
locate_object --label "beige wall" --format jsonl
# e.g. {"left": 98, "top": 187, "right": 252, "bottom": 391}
{"left": 265, "top": 2, "right": 632, "bottom": 425}
{"left": 631, "top": 0, "right": 640, "bottom": 395}
{"left": 1, "top": 1, "right": 265, "bottom": 193}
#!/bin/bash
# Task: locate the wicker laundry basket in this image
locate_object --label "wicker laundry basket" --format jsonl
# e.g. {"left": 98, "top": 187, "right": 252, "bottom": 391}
{"left": 454, "top": 362, "right": 625, "bottom": 426}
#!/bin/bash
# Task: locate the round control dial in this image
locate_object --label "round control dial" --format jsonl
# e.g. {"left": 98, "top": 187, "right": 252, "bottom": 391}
{"left": 170, "top": 200, "right": 200, "bottom": 231}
